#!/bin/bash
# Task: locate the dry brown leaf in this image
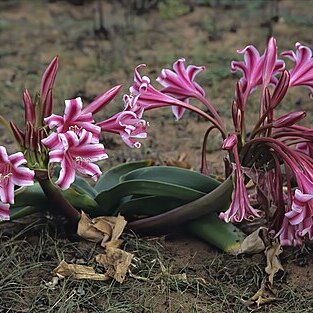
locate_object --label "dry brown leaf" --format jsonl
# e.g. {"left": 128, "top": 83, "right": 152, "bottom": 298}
{"left": 77, "top": 212, "right": 127, "bottom": 248}
{"left": 237, "top": 227, "right": 267, "bottom": 255}
{"left": 244, "top": 279, "right": 277, "bottom": 308}
{"left": 53, "top": 260, "right": 109, "bottom": 281}
{"left": 244, "top": 240, "right": 283, "bottom": 308}
{"left": 95, "top": 247, "right": 134, "bottom": 283}
{"left": 77, "top": 212, "right": 104, "bottom": 243}
{"left": 265, "top": 241, "right": 283, "bottom": 285}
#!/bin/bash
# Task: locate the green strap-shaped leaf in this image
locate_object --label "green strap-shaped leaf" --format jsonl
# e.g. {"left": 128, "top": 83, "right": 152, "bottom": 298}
{"left": 117, "top": 195, "right": 188, "bottom": 217}
{"left": 128, "top": 175, "right": 234, "bottom": 235}
{"left": 94, "top": 160, "right": 154, "bottom": 194}
{"left": 186, "top": 213, "right": 246, "bottom": 255}
{"left": 71, "top": 175, "right": 97, "bottom": 198}
{"left": 121, "top": 166, "right": 220, "bottom": 193}
{"left": 93, "top": 179, "right": 206, "bottom": 217}
{"left": 13, "top": 183, "right": 48, "bottom": 207}
{"left": 13, "top": 182, "right": 99, "bottom": 212}
{"left": 9, "top": 205, "right": 44, "bottom": 220}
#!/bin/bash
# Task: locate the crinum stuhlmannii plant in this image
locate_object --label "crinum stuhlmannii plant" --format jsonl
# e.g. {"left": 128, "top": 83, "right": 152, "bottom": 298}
{"left": 125, "top": 37, "right": 313, "bottom": 246}
{"left": 1, "top": 37, "right": 313, "bottom": 248}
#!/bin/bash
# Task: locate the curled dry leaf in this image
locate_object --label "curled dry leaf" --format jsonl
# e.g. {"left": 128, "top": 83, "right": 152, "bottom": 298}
{"left": 245, "top": 239, "right": 283, "bottom": 308}
{"left": 236, "top": 227, "right": 267, "bottom": 255}
{"left": 54, "top": 260, "right": 109, "bottom": 281}
{"left": 244, "top": 279, "right": 277, "bottom": 308}
{"left": 77, "top": 212, "right": 127, "bottom": 247}
{"left": 95, "top": 247, "right": 134, "bottom": 283}
{"left": 265, "top": 241, "right": 283, "bottom": 285}
{"left": 54, "top": 212, "right": 132, "bottom": 283}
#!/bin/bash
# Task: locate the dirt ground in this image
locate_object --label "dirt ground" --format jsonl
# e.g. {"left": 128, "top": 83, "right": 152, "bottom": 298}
{"left": 1, "top": 0, "right": 313, "bottom": 312}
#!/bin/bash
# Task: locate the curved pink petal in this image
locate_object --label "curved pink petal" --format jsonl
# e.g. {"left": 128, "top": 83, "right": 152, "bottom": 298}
{"left": 0, "top": 146, "right": 9, "bottom": 163}
{"left": 64, "top": 97, "right": 83, "bottom": 123}
{"left": 12, "top": 166, "right": 35, "bottom": 186}
{"left": 282, "top": 43, "right": 313, "bottom": 94}
{"left": 44, "top": 114, "right": 64, "bottom": 129}
{"left": 9, "top": 152, "right": 28, "bottom": 167}
{"left": 55, "top": 155, "right": 76, "bottom": 190}
{"left": 42, "top": 132, "right": 61, "bottom": 149}
{"left": 0, "top": 179, "right": 14, "bottom": 204}
{"left": 49, "top": 149, "right": 65, "bottom": 163}
{"left": 77, "top": 162, "right": 102, "bottom": 181}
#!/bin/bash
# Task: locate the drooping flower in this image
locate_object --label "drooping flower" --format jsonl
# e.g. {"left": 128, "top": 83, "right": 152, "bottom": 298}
{"left": 0, "top": 146, "right": 34, "bottom": 204}
{"left": 130, "top": 64, "right": 227, "bottom": 136}
{"left": 231, "top": 37, "right": 285, "bottom": 102}
{"left": 44, "top": 97, "right": 101, "bottom": 142}
{"left": 0, "top": 201, "right": 10, "bottom": 221}
{"left": 219, "top": 133, "right": 262, "bottom": 223}
{"left": 219, "top": 164, "right": 263, "bottom": 223}
{"left": 97, "top": 110, "right": 147, "bottom": 149}
{"left": 156, "top": 58, "right": 205, "bottom": 119}
{"left": 42, "top": 130, "right": 107, "bottom": 190}
{"left": 281, "top": 42, "right": 313, "bottom": 94}
{"left": 285, "top": 189, "right": 313, "bottom": 234}
{"left": 277, "top": 215, "right": 302, "bottom": 246}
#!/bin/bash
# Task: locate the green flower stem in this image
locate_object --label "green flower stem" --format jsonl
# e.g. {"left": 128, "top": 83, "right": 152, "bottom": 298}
{"left": 35, "top": 170, "right": 81, "bottom": 226}
{"left": 128, "top": 176, "right": 233, "bottom": 235}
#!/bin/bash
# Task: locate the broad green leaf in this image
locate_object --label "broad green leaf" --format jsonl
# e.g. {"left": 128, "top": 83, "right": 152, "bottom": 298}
{"left": 13, "top": 183, "right": 48, "bottom": 207}
{"left": 186, "top": 213, "right": 246, "bottom": 254}
{"left": 117, "top": 195, "right": 188, "bottom": 217}
{"left": 13, "top": 182, "right": 99, "bottom": 212}
{"left": 121, "top": 166, "right": 220, "bottom": 193}
{"left": 71, "top": 175, "right": 97, "bottom": 197}
{"left": 9, "top": 205, "right": 44, "bottom": 220}
{"left": 93, "top": 179, "right": 206, "bottom": 217}
{"left": 128, "top": 175, "right": 234, "bottom": 234}
{"left": 63, "top": 187, "right": 99, "bottom": 212}
{"left": 94, "top": 160, "right": 154, "bottom": 194}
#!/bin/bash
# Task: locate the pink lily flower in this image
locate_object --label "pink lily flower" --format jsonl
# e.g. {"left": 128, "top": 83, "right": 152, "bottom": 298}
{"left": 219, "top": 134, "right": 262, "bottom": 223}
{"left": 42, "top": 130, "right": 107, "bottom": 190}
{"left": 156, "top": 58, "right": 205, "bottom": 119}
{"left": 97, "top": 110, "right": 147, "bottom": 148}
{"left": 44, "top": 97, "right": 101, "bottom": 143}
{"left": 0, "top": 201, "right": 10, "bottom": 221}
{"left": 129, "top": 65, "right": 227, "bottom": 136}
{"left": 285, "top": 189, "right": 313, "bottom": 237}
{"left": 231, "top": 38, "right": 284, "bottom": 103}
{"left": 277, "top": 216, "right": 302, "bottom": 246}
{"left": 0, "top": 146, "right": 34, "bottom": 204}
{"left": 281, "top": 43, "right": 313, "bottom": 95}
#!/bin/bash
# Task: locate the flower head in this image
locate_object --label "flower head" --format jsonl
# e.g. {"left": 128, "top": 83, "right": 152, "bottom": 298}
{"left": 44, "top": 97, "right": 101, "bottom": 142}
{"left": 281, "top": 42, "right": 313, "bottom": 95}
{"left": 156, "top": 58, "right": 205, "bottom": 119}
{"left": 0, "top": 146, "right": 34, "bottom": 204}
{"left": 42, "top": 130, "right": 107, "bottom": 190}
{"left": 231, "top": 37, "right": 284, "bottom": 102}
